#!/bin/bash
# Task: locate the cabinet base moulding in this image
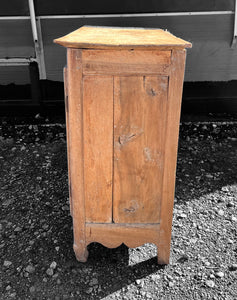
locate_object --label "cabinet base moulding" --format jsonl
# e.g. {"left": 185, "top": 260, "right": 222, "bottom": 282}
{"left": 72, "top": 223, "right": 171, "bottom": 264}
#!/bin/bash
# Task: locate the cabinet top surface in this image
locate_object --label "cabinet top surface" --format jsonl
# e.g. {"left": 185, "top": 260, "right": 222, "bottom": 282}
{"left": 54, "top": 26, "right": 192, "bottom": 50}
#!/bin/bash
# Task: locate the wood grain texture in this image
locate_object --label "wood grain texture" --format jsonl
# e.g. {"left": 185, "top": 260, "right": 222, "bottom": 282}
{"left": 158, "top": 50, "right": 186, "bottom": 265}
{"left": 83, "top": 75, "right": 113, "bottom": 223}
{"left": 82, "top": 50, "right": 171, "bottom": 75}
{"left": 67, "top": 49, "right": 88, "bottom": 262}
{"left": 113, "top": 75, "right": 168, "bottom": 224}
{"left": 86, "top": 223, "right": 160, "bottom": 249}
{"left": 63, "top": 67, "right": 72, "bottom": 216}
{"left": 54, "top": 26, "right": 192, "bottom": 50}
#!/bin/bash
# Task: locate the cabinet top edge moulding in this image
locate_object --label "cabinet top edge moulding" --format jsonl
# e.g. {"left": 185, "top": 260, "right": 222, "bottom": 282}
{"left": 54, "top": 25, "right": 192, "bottom": 50}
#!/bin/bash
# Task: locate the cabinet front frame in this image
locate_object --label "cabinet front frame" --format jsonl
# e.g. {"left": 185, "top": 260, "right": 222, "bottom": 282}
{"left": 65, "top": 48, "right": 186, "bottom": 264}
{"left": 81, "top": 49, "right": 172, "bottom": 225}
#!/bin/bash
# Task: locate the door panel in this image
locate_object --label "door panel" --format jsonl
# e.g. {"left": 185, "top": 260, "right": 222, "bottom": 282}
{"left": 113, "top": 76, "right": 168, "bottom": 223}
{"left": 83, "top": 75, "right": 113, "bottom": 223}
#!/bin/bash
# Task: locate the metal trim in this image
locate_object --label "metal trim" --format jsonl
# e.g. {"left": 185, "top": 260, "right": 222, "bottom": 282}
{"left": 0, "top": 16, "right": 30, "bottom": 20}
{"left": 231, "top": 0, "right": 237, "bottom": 48}
{"left": 0, "top": 58, "right": 37, "bottom": 66}
{"left": 38, "top": 11, "right": 234, "bottom": 19}
{"left": 28, "top": 0, "right": 46, "bottom": 79}
{"left": 0, "top": 11, "right": 234, "bottom": 21}
{"left": 28, "top": 0, "right": 38, "bottom": 42}
{"left": 36, "top": 18, "right": 47, "bottom": 79}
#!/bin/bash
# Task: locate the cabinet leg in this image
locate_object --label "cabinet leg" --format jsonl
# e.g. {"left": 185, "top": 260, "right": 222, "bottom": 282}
{"left": 73, "top": 243, "right": 89, "bottom": 262}
{"left": 157, "top": 244, "right": 170, "bottom": 265}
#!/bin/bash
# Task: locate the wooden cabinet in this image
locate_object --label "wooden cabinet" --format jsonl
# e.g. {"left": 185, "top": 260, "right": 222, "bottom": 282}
{"left": 54, "top": 26, "right": 191, "bottom": 264}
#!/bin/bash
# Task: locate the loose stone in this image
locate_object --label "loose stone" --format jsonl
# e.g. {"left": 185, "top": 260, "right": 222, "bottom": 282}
{"left": 169, "top": 282, "right": 175, "bottom": 287}
{"left": 215, "top": 271, "right": 224, "bottom": 278}
{"left": 151, "top": 274, "right": 160, "bottom": 281}
{"left": 46, "top": 268, "right": 54, "bottom": 276}
{"left": 14, "top": 227, "right": 21, "bottom": 232}
{"left": 29, "top": 286, "right": 36, "bottom": 293}
{"left": 205, "top": 280, "right": 215, "bottom": 288}
{"left": 218, "top": 210, "right": 224, "bottom": 216}
{"left": 3, "top": 261, "right": 12, "bottom": 268}
{"left": 25, "top": 265, "right": 35, "bottom": 274}
{"left": 9, "top": 292, "right": 16, "bottom": 298}
{"left": 89, "top": 278, "right": 98, "bottom": 286}
{"left": 50, "top": 261, "right": 57, "bottom": 269}
{"left": 86, "top": 287, "right": 93, "bottom": 294}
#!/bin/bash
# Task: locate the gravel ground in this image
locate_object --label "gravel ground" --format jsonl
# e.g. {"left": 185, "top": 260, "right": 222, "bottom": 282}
{"left": 0, "top": 118, "right": 236, "bottom": 300}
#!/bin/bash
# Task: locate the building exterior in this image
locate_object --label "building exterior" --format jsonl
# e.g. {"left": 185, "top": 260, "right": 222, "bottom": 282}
{"left": 0, "top": 1, "right": 237, "bottom": 113}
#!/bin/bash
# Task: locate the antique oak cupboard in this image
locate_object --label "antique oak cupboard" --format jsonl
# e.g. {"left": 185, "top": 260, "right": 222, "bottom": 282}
{"left": 54, "top": 26, "right": 191, "bottom": 264}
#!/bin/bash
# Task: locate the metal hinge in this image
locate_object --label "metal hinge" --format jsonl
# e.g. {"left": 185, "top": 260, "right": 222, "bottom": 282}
{"left": 231, "top": 0, "right": 237, "bottom": 48}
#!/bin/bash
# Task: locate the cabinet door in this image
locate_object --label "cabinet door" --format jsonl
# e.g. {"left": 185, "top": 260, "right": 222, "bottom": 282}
{"left": 113, "top": 76, "right": 168, "bottom": 223}
{"left": 83, "top": 75, "right": 113, "bottom": 223}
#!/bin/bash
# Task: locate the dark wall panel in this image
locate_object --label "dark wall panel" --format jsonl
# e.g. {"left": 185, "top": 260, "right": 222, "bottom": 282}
{"left": 0, "top": 66, "right": 30, "bottom": 85}
{"left": 0, "top": 0, "right": 235, "bottom": 16}
{"left": 0, "top": 20, "right": 34, "bottom": 58}
{"left": 34, "top": 0, "right": 235, "bottom": 15}
{"left": 0, "top": 0, "right": 29, "bottom": 16}
{"left": 43, "top": 14, "right": 237, "bottom": 82}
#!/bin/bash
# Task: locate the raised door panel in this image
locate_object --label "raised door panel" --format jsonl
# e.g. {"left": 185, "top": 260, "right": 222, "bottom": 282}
{"left": 113, "top": 75, "right": 168, "bottom": 223}
{"left": 83, "top": 75, "right": 113, "bottom": 223}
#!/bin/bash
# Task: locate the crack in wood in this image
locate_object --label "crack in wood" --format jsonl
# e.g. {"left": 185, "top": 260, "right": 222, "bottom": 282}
{"left": 124, "top": 206, "right": 136, "bottom": 213}
{"left": 118, "top": 130, "right": 143, "bottom": 146}
{"left": 119, "top": 133, "right": 136, "bottom": 145}
{"left": 149, "top": 88, "right": 157, "bottom": 96}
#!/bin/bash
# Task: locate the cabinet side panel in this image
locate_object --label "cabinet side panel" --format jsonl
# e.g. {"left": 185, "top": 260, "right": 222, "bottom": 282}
{"left": 63, "top": 67, "right": 73, "bottom": 216}
{"left": 83, "top": 75, "right": 113, "bottom": 223}
{"left": 113, "top": 75, "right": 168, "bottom": 223}
{"left": 67, "top": 49, "right": 88, "bottom": 261}
{"left": 158, "top": 49, "right": 186, "bottom": 264}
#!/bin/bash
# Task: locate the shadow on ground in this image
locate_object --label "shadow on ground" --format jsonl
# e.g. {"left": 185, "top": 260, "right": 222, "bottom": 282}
{"left": 0, "top": 122, "right": 236, "bottom": 299}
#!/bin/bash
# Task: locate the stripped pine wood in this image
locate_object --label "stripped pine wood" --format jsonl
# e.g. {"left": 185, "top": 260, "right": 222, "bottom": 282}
{"left": 67, "top": 49, "right": 88, "bottom": 262}
{"left": 63, "top": 67, "right": 73, "bottom": 216}
{"left": 82, "top": 50, "right": 171, "bottom": 75}
{"left": 85, "top": 223, "right": 160, "bottom": 249}
{"left": 54, "top": 25, "right": 192, "bottom": 50}
{"left": 56, "top": 27, "right": 191, "bottom": 264}
{"left": 158, "top": 50, "right": 186, "bottom": 264}
{"left": 83, "top": 75, "right": 113, "bottom": 223}
{"left": 113, "top": 75, "right": 168, "bottom": 224}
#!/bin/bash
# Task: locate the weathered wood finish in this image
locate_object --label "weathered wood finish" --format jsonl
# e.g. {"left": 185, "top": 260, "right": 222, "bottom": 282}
{"left": 83, "top": 75, "right": 113, "bottom": 223}
{"left": 67, "top": 49, "right": 88, "bottom": 262}
{"left": 113, "top": 75, "right": 168, "bottom": 224}
{"left": 54, "top": 26, "right": 192, "bottom": 50}
{"left": 158, "top": 50, "right": 186, "bottom": 264}
{"left": 63, "top": 67, "right": 73, "bottom": 216}
{"left": 82, "top": 50, "right": 170, "bottom": 75}
{"left": 56, "top": 27, "right": 190, "bottom": 264}
{"left": 85, "top": 223, "right": 160, "bottom": 249}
